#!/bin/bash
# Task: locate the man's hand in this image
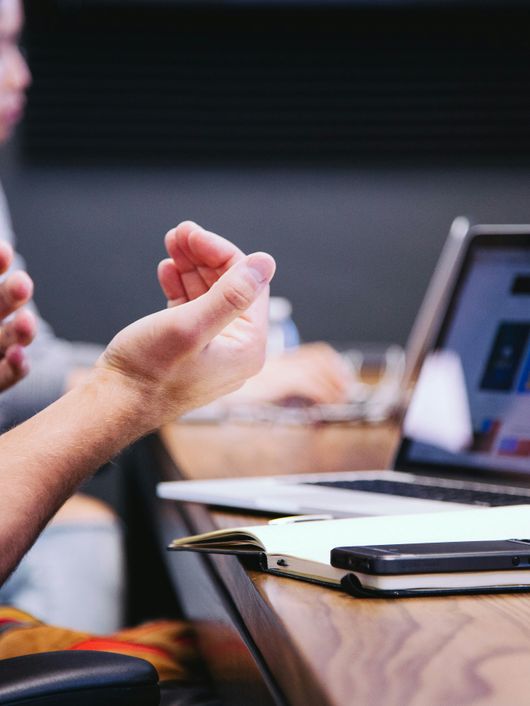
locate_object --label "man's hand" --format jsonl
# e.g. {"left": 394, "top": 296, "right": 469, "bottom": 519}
{"left": 158, "top": 224, "right": 351, "bottom": 407}
{"left": 97, "top": 222, "right": 275, "bottom": 430}
{"left": 230, "top": 342, "right": 352, "bottom": 406}
{"left": 0, "top": 241, "right": 36, "bottom": 392}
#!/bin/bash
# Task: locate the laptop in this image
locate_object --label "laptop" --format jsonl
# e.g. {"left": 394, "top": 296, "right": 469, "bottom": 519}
{"left": 158, "top": 224, "right": 530, "bottom": 518}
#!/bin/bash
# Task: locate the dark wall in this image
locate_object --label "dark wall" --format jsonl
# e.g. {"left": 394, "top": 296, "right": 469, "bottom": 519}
{"left": 4, "top": 153, "right": 530, "bottom": 346}
{"left": 2, "top": 1, "right": 530, "bottom": 347}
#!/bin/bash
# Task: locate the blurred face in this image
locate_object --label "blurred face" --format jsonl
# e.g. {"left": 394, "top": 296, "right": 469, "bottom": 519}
{"left": 0, "top": 0, "right": 31, "bottom": 143}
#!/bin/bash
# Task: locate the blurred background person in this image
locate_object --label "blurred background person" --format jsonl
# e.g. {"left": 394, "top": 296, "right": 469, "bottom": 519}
{"left": 0, "top": 0, "right": 351, "bottom": 633}
{"left": 0, "top": 0, "right": 126, "bottom": 633}
{"left": 0, "top": 0, "right": 102, "bottom": 430}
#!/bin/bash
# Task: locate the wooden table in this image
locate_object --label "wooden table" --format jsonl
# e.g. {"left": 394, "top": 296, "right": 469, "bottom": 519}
{"left": 149, "top": 420, "right": 530, "bottom": 706}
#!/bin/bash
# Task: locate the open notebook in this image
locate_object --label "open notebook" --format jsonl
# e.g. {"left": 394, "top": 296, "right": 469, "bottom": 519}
{"left": 168, "top": 505, "right": 530, "bottom": 593}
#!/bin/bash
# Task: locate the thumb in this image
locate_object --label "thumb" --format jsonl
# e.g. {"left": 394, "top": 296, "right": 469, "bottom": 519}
{"left": 179, "top": 252, "right": 276, "bottom": 345}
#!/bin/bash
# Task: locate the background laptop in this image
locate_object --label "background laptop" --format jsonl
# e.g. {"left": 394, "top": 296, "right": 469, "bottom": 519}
{"left": 158, "top": 225, "right": 530, "bottom": 518}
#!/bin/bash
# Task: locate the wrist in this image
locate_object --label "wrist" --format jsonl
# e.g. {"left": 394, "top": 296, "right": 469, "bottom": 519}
{"left": 90, "top": 356, "right": 193, "bottom": 436}
{"left": 84, "top": 365, "right": 161, "bottom": 440}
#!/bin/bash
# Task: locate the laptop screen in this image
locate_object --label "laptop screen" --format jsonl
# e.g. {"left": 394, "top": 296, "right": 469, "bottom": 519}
{"left": 400, "top": 232, "right": 530, "bottom": 479}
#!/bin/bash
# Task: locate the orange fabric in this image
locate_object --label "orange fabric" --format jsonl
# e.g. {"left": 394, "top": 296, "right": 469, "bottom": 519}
{"left": 0, "top": 607, "right": 201, "bottom": 682}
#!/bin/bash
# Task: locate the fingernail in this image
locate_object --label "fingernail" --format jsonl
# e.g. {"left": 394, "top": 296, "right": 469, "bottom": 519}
{"left": 246, "top": 253, "right": 276, "bottom": 284}
{"left": 8, "top": 272, "right": 33, "bottom": 300}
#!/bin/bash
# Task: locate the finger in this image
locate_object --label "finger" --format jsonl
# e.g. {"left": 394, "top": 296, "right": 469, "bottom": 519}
{"left": 188, "top": 226, "right": 244, "bottom": 269}
{"left": 0, "top": 271, "right": 33, "bottom": 319}
{"left": 177, "top": 252, "right": 276, "bottom": 347}
{"left": 312, "top": 374, "right": 349, "bottom": 402}
{"left": 307, "top": 363, "right": 350, "bottom": 401}
{"left": 180, "top": 268, "right": 211, "bottom": 302}
{"left": 0, "top": 344, "right": 29, "bottom": 392}
{"left": 0, "top": 309, "right": 37, "bottom": 353}
{"left": 164, "top": 224, "right": 220, "bottom": 301}
{"left": 164, "top": 225, "right": 195, "bottom": 272}
{"left": 160, "top": 219, "right": 251, "bottom": 305}
{"left": 165, "top": 221, "right": 244, "bottom": 271}
{"left": 158, "top": 258, "right": 235, "bottom": 308}
{"left": 197, "top": 265, "right": 221, "bottom": 289}
{"left": 287, "top": 364, "right": 348, "bottom": 404}
{"left": 0, "top": 241, "right": 13, "bottom": 276}
{"left": 298, "top": 343, "right": 352, "bottom": 386}
{"left": 289, "top": 382, "right": 337, "bottom": 405}
{"left": 157, "top": 259, "right": 187, "bottom": 306}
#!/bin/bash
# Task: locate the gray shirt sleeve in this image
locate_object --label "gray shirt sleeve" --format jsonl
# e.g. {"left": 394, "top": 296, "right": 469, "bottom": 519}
{"left": 0, "top": 185, "right": 103, "bottom": 429}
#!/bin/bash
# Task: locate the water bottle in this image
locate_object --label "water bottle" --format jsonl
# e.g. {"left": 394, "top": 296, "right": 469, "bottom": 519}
{"left": 267, "top": 297, "right": 300, "bottom": 355}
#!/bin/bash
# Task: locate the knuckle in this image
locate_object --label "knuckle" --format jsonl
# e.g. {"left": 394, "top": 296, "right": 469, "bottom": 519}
{"left": 176, "top": 324, "right": 201, "bottom": 352}
{"left": 222, "top": 281, "right": 254, "bottom": 311}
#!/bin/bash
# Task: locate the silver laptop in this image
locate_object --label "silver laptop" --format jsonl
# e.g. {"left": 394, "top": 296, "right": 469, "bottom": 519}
{"left": 158, "top": 224, "right": 530, "bottom": 517}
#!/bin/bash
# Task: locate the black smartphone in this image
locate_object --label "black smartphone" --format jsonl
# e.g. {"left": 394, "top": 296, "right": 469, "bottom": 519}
{"left": 330, "top": 539, "right": 530, "bottom": 575}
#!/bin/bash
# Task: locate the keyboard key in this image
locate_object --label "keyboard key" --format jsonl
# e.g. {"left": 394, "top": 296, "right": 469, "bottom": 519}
{"left": 306, "top": 479, "right": 530, "bottom": 506}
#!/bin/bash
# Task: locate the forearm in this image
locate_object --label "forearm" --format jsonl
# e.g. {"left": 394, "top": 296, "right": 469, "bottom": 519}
{"left": 0, "top": 368, "right": 150, "bottom": 584}
{"left": 0, "top": 222, "right": 274, "bottom": 586}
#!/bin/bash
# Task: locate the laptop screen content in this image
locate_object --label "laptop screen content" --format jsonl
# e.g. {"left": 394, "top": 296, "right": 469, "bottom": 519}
{"left": 403, "top": 236, "right": 530, "bottom": 478}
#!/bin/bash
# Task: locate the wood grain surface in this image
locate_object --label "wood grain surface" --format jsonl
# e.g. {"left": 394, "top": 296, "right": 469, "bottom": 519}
{"left": 159, "top": 421, "right": 530, "bottom": 706}
{"left": 160, "top": 421, "right": 398, "bottom": 479}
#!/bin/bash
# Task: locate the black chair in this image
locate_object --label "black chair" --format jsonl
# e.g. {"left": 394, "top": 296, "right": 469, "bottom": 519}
{"left": 0, "top": 650, "right": 160, "bottom": 705}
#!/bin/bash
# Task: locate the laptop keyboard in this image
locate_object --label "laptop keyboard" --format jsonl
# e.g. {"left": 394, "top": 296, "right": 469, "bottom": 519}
{"left": 306, "top": 479, "right": 530, "bottom": 506}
